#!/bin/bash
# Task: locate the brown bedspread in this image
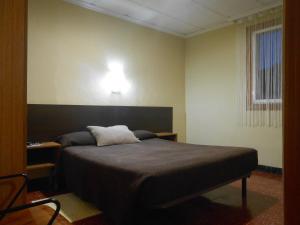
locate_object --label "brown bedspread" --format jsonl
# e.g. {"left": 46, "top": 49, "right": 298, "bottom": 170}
{"left": 61, "top": 138, "right": 257, "bottom": 225}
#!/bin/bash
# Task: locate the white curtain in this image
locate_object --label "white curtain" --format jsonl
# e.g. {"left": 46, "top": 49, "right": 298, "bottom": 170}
{"left": 237, "top": 7, "right": 283, "bottom": 128}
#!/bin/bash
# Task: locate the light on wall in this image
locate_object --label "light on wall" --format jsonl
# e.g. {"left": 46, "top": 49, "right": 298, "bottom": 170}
{"left": 102, "top": 62, "right": 130, "bottom": 94}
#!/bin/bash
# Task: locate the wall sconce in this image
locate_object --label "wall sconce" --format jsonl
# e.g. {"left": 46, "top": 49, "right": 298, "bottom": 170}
{"left": 102, "top": 62, "right": 130, "bottom": 94}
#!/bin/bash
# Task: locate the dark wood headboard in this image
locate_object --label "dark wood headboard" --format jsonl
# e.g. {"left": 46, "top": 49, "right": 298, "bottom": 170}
{"left": 28, "top": 104, "right": 173, "bottom": 141}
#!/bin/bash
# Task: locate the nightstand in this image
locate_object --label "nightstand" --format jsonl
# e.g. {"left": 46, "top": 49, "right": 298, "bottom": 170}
{"left": 155, "top": 132, "right": 178, "bottom": 141}
{"left": 27, "top": 142, "right": 61, "bottom": 189}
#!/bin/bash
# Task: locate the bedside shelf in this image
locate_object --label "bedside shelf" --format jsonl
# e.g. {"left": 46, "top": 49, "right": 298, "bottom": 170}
{"left": 155, "top": 132, "right": 177, "bottom": 141}
{"left": 26, "top": 163, "right": 55, "bottom": 180}
{"left": 27, "top": 141, "right": 61, "bottom": 186}
{"left": 27, "top": 141, "right": 61, "bottom": 150}
{"left": 27, "top": 163, "right": 55, "bottom": 170}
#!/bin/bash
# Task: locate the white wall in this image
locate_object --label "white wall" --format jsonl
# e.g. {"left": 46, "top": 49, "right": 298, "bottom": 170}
{"left": 185, "top": 25, "right": 282, "bottom": 168}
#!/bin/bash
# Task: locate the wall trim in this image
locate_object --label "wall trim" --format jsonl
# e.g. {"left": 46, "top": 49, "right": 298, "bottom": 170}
{"left": 256, "top": 165, "right": 282, "bottom": 174}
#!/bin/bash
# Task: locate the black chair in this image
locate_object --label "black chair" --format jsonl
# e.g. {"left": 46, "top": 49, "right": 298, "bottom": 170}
{"left": 0, "top": 173, "right": 61, "bottom": 225}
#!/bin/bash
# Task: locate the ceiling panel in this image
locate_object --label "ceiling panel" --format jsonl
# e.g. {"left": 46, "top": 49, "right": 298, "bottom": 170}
{"left": 193, "top": 0, "right": 262, "bottom": 17}
{"left": 130, "top": 0, "right": 226, "bottom": 29}
{"left": 258, "top": 0, "right": 282, "bottom": 5}
{"left": 85, "top": 0, "right": 158, "bottom": 21}
{"left": 194, "top": 0, "right": 281, "bottom": 19}
{"left": 144, "top": 13, "right": 199, "bottom": 35}
{"left": 65, "top": 0, "right": 282, "bottom": 37}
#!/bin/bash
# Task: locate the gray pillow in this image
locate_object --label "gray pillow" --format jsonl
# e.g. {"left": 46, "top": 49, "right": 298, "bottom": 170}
{"left": 57, "top": 131, "right": 96, "bottom": 147}
{"left": 133, "top": 130, "right": 157, "bottom": 140}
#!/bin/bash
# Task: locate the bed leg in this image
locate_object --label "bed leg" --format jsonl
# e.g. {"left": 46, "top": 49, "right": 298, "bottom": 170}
{"left": 242, "top": 177, "right": 247, "bottom": 199}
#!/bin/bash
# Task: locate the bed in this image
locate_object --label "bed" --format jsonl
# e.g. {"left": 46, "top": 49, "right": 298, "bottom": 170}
{"left": 27, "top": 104, "right": 257, "bottom": 225}
{"left": 59, "top": 135, "right": 257, "bottom": 225}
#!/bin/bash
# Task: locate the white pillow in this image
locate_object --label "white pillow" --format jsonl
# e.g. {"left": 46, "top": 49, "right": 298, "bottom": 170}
{"left": 87, "top": 125, "right": 140, "bottom": 147}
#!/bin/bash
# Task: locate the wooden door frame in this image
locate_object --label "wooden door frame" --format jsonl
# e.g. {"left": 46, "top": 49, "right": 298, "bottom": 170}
{"left": 0, "top": 0, "right": 27, "bottom": 207}
{"left": 283, "top": 0, "right": 300, "bottom": 225}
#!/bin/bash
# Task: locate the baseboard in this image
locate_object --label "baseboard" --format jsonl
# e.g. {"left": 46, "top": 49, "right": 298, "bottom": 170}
{"left": 256, "top": 165, "right": 282, "bottom": 174}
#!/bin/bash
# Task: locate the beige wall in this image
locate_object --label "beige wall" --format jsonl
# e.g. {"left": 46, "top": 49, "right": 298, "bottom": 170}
{"left": 185, "top": 25, "right": 282, "bottom": 167}
{"left": 28, "top": 0, "right": 186, "bottom": 141}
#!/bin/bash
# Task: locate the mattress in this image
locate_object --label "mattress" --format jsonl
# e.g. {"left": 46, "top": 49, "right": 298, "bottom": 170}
{"left": 60, "top": 138, "right": 257, "bottom": 225}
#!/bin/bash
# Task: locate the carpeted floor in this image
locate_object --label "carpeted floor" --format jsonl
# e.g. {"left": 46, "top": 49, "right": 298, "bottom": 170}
{"left": 23, "top": 171, "right": 282, "bottom": 225}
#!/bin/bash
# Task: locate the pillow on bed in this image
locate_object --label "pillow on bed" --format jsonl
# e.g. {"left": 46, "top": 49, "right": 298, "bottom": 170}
{"left": 133, "top": 130, "right": 157, "bottom": 140}
{"left": 57, "top": 131, "right": 96, "bottom": 147}
{"left": 87, "top": 125, "right": 140, "bottom": 146}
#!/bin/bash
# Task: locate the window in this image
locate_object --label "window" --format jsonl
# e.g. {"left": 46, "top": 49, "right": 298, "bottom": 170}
{"left": 252, "top": 26, "right": 282, "bottom": 103}
{"left": 240, "top": 10, "right": 282, "bottom": 127}
{"left": 247, "top": 24, "right": 282, "bottom": 109}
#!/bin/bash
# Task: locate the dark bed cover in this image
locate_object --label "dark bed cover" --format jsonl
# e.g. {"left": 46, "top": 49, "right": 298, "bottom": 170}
{"left": 61, "top": 138, "right": 257, "bottom": 225}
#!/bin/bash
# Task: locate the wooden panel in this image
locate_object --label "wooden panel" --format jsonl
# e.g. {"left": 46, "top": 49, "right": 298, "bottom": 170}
{"left": 0, "top": 0, "right": 27, "bottom": 208}
{"left": 283, "top": 0, "right": 300, "bottom": 224}
{"left": 28, "top": 104, "right": 173, "bottom": 142}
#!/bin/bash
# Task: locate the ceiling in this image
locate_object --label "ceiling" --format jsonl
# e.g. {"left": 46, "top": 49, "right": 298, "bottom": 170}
{"left": 64, "top": 0, "right": 282, "bottom": 37}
